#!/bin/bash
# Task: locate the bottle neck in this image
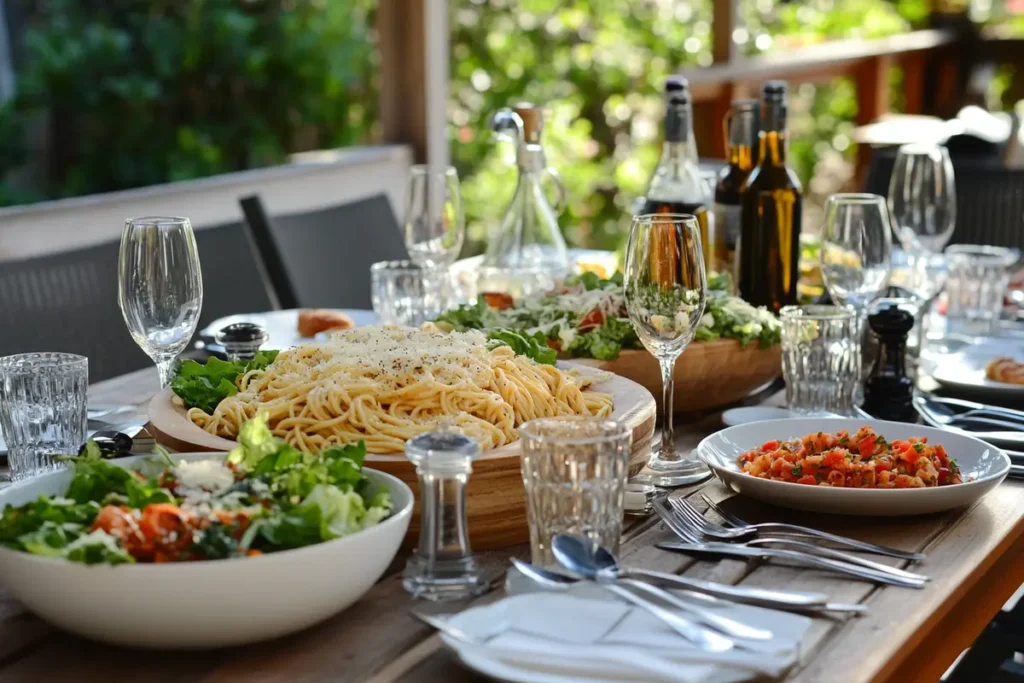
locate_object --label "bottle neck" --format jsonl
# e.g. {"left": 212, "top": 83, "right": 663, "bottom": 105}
{"left": 758, "top": 130, "right": 788, "bottom": 168}
{"left": 727, "top": 111, "right": 756, "bottom": 171}
{"left": 727, "top": 143, "right": 754, "bottom": 171}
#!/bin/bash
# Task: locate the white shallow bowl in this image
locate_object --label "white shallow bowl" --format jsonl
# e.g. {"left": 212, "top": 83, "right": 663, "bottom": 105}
{"left": 0, "top": 453, "right": 412, "bottom": 648}
{"left": 698, "top": 418, "right": 1010, "bottom": 516}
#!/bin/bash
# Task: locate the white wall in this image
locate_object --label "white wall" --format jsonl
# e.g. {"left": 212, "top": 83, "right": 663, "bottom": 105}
{"left": 0, "top": 145, "right": 413, "bottom": 262}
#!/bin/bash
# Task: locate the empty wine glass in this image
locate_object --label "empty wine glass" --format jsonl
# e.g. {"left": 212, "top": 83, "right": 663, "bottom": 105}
{"left": 820, "top": 193, "right": 892, "bottom": 311}
{"left": 404, "top": 165, "right": 465, "bottom": 267}
{"left": 623, "top": 213, "right": 709, "bottom": 487}
{"left": 118, "top": 217, "right": 204, "bottom": 388}
{"left": 887, "top": 143, "right": 956, "bottom": 254}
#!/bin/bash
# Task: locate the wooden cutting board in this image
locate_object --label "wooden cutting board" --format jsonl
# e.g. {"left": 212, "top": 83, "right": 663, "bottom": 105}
{"left": 148, "top": 369, "right": 656, "bottom": 549}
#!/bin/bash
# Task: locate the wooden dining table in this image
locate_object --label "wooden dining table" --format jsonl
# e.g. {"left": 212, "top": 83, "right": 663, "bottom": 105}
{"left": 0, "top": 367, "right": 1021, "bottom": 683}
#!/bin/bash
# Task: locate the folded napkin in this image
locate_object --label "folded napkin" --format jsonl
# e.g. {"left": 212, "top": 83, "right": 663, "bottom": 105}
{"left": 441, "top": 571, "right": 811, "bottom": 683}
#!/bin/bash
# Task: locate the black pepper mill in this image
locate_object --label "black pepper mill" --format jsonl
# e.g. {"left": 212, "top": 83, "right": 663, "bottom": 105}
{"left": 215, "top": 322, "right": 269, "bottom": 362}
{"left": 862, "top": 303, "right": 917, "bottom": 422}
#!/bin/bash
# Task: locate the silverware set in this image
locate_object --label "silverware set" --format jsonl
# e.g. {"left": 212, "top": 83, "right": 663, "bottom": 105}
{"left": 912, "top": 393, "right": 1024, "bottom": 478}
{"left": 653, "top": 496, "right": 929, "bottom": 588}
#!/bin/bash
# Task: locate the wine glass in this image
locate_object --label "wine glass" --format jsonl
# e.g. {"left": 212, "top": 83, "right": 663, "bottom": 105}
{"left": 404, "top": 165, "right": 464, "bottom": 266}
{"left": 623, "top": 213, "right": 709, "bottom": 486}
{"left": 820, "top": 193, "right": 893, "bottom": 312}
{"left": 887, "top": 143, "right": 956, "bottom": 254}
{"left": 118, "top": 217, "right": 204, "bottom": 388}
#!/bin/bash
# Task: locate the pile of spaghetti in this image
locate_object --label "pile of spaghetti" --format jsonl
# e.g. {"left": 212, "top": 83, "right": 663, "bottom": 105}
{"left": 186, "top": 324, "right": 614, "bottom": 454}
{"left": 736, "top": 426, "right": 962, "bottom": 488}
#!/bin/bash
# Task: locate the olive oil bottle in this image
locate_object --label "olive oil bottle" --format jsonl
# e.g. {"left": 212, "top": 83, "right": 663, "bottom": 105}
{"left": 737, "top": 81, "right": 803, "bottom": 312}
{"left": 715, "top": 100, "right": 758, "bottom": 289}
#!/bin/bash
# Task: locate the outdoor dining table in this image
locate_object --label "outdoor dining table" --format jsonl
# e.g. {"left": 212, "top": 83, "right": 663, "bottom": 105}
{"left": 0, "top": 366, "right": 1020, "bottom": 683}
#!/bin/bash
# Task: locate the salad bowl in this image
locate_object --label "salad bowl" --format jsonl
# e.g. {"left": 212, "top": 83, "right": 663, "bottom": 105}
{"left": 0, "top": 452, "right": 413, "bottom": 648}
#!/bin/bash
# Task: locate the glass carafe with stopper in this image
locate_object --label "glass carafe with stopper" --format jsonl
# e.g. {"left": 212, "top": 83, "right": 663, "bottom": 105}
{"left": 402, "top": 427, "right": 489, "bottom": 601}
{"left": 479, "top": 102, "right": 569, "bottom": 299}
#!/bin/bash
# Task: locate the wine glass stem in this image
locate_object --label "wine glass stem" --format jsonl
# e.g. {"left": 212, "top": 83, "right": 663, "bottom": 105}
{"left": 658, "top": 355, "right": 679, "bottom": 462}
{"left": 156, "top": 358, "right": 176, "bottom": 389}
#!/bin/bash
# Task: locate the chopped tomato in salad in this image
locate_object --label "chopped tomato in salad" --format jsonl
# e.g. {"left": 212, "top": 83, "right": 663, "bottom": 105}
{"left": 736, "top": 427, "right": 963, "bottom": 488}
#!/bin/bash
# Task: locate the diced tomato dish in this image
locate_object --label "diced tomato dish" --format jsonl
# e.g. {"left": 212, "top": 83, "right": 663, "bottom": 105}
{"left": 736, "top": 427, "right": 963, "bottom": 488}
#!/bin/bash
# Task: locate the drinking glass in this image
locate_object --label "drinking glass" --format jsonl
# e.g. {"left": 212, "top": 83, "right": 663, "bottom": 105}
{"left": 780, "top": 306, "right": 859, "bottom": 415}
{"left": 404, "top": 165, "right": 465, "bottom": 267}
{"left": 820, "top": 193, "right": 892, "bottom": 311}
{"left": 118, "top": 217, "right": 204, "bottom": 388}
{"left": 0, "top": 353, "right": 87, "bottom": 480}
{"left": 887, "top": 143, "right": 956, "bottom": 254}
{"left": 519, "top": 418, "right": 631, "bottom": 569}
{"left": 944, "top": 245, "right": 1018, "bottom": 336}
{"left": 623, "top": 213, "right": 709, "bottom": 486}
{"left": 371, "top": 260, "right": 445, "bottom": 326}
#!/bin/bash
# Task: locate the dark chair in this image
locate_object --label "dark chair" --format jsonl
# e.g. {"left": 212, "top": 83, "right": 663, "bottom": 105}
{"left": 0, "top": 221, "right": 276, "bottom": 383}
{"left": 240, "top": 193, "right": 408, "bottom": 310}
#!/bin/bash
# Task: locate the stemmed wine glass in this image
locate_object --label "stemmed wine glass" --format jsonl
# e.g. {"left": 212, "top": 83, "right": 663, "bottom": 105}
{"left": 118, "top": 217, "right": 204, "bottom": 388}
{"left": 888, "top": 143, "right": 956, "bottom": 255}
{"left": 404, "top": 165, "right": 465, "bottom": 306}
{"left": 623, "top": 213, "right": 709, "bottom": 486}
{"left": 820, "top": 194, "right": 892, "bottom": 384}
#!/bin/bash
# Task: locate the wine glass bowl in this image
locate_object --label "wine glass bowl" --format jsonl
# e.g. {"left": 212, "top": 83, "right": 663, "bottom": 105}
{"left": 404, "top": 165, "right": 465, "bottom": 268}
{"left": 820, "top": 193, "right": 893, "bottom": 311}
{"left": 624, "top": 213, "right": 709, "bottom": 486}
{"left": 887, "top": 143, "right": 956, "bottom": 254}
{"left": 117, "top": 216, "right": 203, "bottom": 388}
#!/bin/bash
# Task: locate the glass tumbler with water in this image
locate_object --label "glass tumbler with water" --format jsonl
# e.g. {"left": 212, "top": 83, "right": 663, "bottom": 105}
{"left": 944, "top": 245, "right": 1018, "bottom": 336}
{"left": 780, "top": 305, "right": 859, "bottom": 415}
{"left": 371, "top": 260, "right": 444, "bottom": 326}
{"left": 0, "top": 353, "right": 87, "bottom": 480}
{"left": 519, "top": 417, "right": 631, "bottom": 568}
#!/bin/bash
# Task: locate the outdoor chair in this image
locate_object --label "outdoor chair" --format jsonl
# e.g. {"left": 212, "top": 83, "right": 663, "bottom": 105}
{"left": 0, "top": 221, "right": 276, "bottom": 382}
{"left": 239, "top": 193, "right": 408, "bottom": 310}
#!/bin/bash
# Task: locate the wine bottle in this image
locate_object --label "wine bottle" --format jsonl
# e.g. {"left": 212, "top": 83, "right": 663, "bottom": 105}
{"left": 640, "top": 77, "right": 716, "bottom": 274}
{"left": 715, "top": 100, "right": 758, "bottom": 290}
{"left": 738, "top": 81, "right": 803, "bottom": 312}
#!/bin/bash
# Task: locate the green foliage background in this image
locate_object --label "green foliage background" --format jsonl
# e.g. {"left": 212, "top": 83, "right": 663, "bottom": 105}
{"left": 0, "top": 0, "right": 998, "bottom": 257}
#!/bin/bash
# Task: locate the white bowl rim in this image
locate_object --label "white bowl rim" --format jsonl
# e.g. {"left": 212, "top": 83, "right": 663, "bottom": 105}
{"left": 0, "top": 452, "right": 414, "bottom": 570}
{"left": 697, "top": 417, "right": 1011, "bottom": 493}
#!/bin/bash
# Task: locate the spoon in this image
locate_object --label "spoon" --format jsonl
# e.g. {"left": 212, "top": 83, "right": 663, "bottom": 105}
{"left": 511, "top": 560, "right": 735, "bottom": 652}
{"left": 550, "top": 534, "right": 836, "bottom": 611}
{"left": 549, "top": 536, "right": 771, "bottom": 641}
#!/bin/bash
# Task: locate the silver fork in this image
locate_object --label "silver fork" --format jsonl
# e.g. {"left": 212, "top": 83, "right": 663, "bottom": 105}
{"left": 675, "top": 499, "right": 928, "bottom": 582}
{"left": 695, "top": 494, "right": 925, "bottom": 561}
{"left": 658, "top": 500, "right": 926, "bottom": 588}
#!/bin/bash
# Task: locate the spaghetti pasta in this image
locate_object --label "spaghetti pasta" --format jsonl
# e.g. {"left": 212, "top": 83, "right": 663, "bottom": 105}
{"left": 185, "top": 324, "right": 614, "bottom": 454}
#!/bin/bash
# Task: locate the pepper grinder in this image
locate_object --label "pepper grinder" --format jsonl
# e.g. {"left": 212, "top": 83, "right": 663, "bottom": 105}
{"left": 215, "top": 322, "right": 269, "bottom": 362}
{"left": 402, "top": 427, "right": 489, "bottom": 601}
{"left": 862, "top": 302, "right": 917, "bottom": 422}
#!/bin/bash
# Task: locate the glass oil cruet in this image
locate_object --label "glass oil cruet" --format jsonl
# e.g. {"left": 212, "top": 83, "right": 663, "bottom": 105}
{"left": 480, "top": 102, "right": 570, "bottom": 297}
{"left": 402, "top": 426, "right": 489, "bottom": 601}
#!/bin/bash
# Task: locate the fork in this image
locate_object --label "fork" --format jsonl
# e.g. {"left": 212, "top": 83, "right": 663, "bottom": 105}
{"left": 655, "top": 500, "right": 926, "bottom": 588}
{"left": 695, "top": 495, "right": 925, "bottom": 561}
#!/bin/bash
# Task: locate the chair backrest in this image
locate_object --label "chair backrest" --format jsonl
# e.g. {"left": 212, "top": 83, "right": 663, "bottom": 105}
{"left": 948, "top": 165, "right": 1024, "bottom": 250}
{"left": 0, "top": 221, "right": 275, "bottom": 382}
{"left": 240, "top": 194, "right": 408, "bottom": 309}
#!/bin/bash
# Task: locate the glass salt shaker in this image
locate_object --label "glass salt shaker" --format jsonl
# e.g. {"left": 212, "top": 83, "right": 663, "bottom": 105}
{"left": 402, "top": 427, "right": 489, "bottom": 601}
{"left": 215, "top": 322, "right": 269, "bottom": 362}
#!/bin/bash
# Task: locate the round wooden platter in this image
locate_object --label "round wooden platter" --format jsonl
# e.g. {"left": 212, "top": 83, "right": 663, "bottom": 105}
{"left": 148, "top": 368, "right": 656, "bottom": 550}
{"left": 571, "top": 339, "right": 781, "bottom": 414}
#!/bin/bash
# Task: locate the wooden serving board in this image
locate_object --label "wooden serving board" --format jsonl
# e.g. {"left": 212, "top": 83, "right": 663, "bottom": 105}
{"left": 572, "top": 339, "right": 781, "bottom": 414}
{"left": 148, "top": 369, "right": 656, "bottom": 550}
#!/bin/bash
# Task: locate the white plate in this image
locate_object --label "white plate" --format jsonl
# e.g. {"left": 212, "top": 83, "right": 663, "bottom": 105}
{"left": 0, "top": 453, "right": 412, "bottom": 648}
{"left": 199, "top": 308, "right": 377, "bottom": 352}
{"left": 698, "top": 418, "right": 1010, "bottom": 516}
{"left": 721, "top": 406, "right": 794, "bottom": 427}
{"left": 932, "top": 337, "right": 1024, "bottom": 397}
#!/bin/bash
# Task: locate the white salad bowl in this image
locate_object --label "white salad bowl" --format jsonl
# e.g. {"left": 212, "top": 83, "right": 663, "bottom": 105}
{"left": 0, "top": 453, "right": 413, "bottom": 649}
{"left": 698, "top": 418, "right": 1010, "bottom": 516}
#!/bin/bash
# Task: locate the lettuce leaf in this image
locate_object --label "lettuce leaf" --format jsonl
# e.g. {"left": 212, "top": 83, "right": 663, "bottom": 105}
{"left": 171, "top": 350, "right": 279, "bottom": 414}
{"left": 486, "top": 329, "right": 557, "bottom": 365}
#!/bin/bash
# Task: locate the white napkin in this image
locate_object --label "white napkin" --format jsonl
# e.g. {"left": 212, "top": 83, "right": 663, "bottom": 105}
{"left": 441, "top": 572, "right": 812, "bottom": 683}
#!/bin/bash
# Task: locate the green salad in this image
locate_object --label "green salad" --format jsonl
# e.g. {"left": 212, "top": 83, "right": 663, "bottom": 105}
{"left": 0, "top": 415, "right": 391, "bottom": 565}
{"left": 435, "top": 271, "right": 781, "bottom": 361}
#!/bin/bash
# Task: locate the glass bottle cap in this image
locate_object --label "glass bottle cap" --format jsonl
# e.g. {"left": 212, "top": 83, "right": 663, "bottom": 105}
{"left": 406, "top": 428, "right": 481, "bottom": 473}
